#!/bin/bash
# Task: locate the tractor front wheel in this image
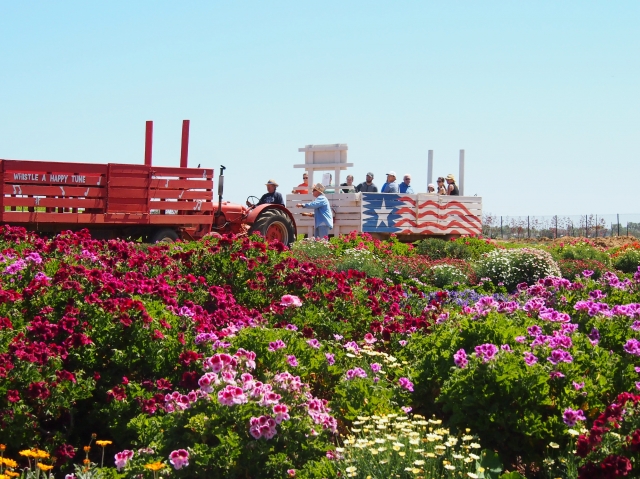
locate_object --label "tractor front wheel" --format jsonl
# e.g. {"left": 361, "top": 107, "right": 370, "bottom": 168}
{"left": 149, "top": 228, "right": 180, "bottom": 243}
{"left": 249, "top": 209, "right": 296, "bottom": 246}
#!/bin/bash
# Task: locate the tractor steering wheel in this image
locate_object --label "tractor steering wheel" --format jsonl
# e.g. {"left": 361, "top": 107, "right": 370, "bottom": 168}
{"left": 246, "top": 196, "right": 260, "bottom": 208}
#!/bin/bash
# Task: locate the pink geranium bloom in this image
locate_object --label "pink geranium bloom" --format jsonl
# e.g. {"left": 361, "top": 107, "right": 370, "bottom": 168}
{"left": 169, "top": 449, "right": 189, "bottom": 470}
{"left": 363, "top": 333, "right": 377, "bottom": 344}
{"left": 280, "top": 295, "right": 302, "bottom": 307}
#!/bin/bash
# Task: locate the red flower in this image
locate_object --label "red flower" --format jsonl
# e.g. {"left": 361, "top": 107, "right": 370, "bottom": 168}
{"left": 56, "top": 370, "right": 77, "bottom": 383}
{"left": 107, "top": 385, "right": 127, "bottom": 402}
{"left": 55, "top": 443, "right": 76, "bottom": 463}
{"left": 179, "top": 350, "right": 203, "bottom": 367}
{"left": 156, "top": 378, "right": 172, "bottom": 390}
{"left": 7, "top": 389, "right": 20, "bottom": 402}
{"left": 28, "top": 381, "right": 50, "bottom": 400}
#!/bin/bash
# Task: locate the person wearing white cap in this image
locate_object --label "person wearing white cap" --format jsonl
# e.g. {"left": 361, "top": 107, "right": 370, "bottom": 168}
{"left": 381, "top": 171, "right": 399, "bottom": 193}
{"left": 427, "top": 183, "right": 436, "bottom": 194}
{"left": 248, "top": 179, "right": 284, "bottom": 207}
{"left": 399, "top": 174, "right": 414, "bottom": 194}
{"left": 296, "top": 183, "right": 333, "bottom": 238}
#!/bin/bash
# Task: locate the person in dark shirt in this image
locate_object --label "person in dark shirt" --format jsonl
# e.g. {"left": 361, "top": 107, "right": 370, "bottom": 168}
{"left": 355, "top": 172, "right": 378, "bottom": 192}
{"left": 340, "top": 175, "right": 355, "bottom": 193}
{"left": 248, "top": 179, "right": 284, "bottom": 207}
{"left": 445, "top": 174, "right": 460, "bottom": 196}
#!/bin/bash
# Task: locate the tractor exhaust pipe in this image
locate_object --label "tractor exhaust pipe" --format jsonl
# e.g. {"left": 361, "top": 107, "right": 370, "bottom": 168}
{"left": 215, "top": 165, "right": 226, "bottom": 217}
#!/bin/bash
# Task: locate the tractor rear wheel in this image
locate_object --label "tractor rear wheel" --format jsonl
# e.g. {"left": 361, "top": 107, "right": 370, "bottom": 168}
{"left": 149, "top": 228, "right": 179, "bottom": 243}
{"left": 249, "top": 209, "right": 296, "bottom": 246}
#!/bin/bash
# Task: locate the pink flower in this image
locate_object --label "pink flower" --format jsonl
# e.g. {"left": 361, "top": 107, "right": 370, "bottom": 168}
{"left": 562, "top": 408, "right": 586, "bottom": 426}
{"left": 306, "top": 339, "right": 321, "bottom": 349}
{"left": 169, "top": 449, "right": 189, "bottom": 470}
{"left": 572, "top": 381, "right": 585, "bottom": 390}
{"left": 453, "top": 349, "right": 468, "bottom": 368}
{"left": 401, "top": 406, "right": 412, "bottom": 413}
{"left": 281, "top": 295, "right": 302, "bottom": 307}
{"left": 114, "top": 450, "right": 134, "bottom": 471}
{"left": 273, "top": 404, "right": 290, "bottom": 423}
{"left": 288, "top": 470, "right": 296, "bottom": 477}
{"left": 398, "top": 340, "right": 408, "bottom": 346}
{"left": 363, "top": 333, "right": 377, "bottom": 344}
{"left": 287, "top": 355, "right": 298, "bottom": 367}
{"left": 217, "top": 385, "right": 247, "bottom": 406}
{"left": 370, "top": 363, "right": 382, "bottom": 373}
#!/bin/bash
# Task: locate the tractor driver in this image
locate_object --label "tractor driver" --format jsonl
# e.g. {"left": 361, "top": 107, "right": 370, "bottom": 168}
{"left": 248, "top": 179, "right": 285, "bottom": 207}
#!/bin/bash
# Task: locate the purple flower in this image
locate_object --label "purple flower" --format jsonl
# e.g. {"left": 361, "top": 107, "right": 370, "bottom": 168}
{"left": 287, "top": 355, "right": 298, "bottom": 367}
{"left": 636, "top": 382, "right": 640, "bottom": 390}
{"left": 398, "top": 377, "right": 414, "bottom": 392}
{"left": 306, "top": 339, "right": 321, "bottom": 349}
{"left": 285, "top": 324, "right": 298, "bottom": 331}
{"left": 501, "top": 344, "right": 512, "bottom": 353}
{"left": 524, "top": 352, "right": 538, "bottom": 366}
{"left": 588, "top": 327, "right": 600, "bottom": 345}
{"left": 401, "top": 406, "right": 412, "bottom": 413}
{"left": 515, "top": 336, "right": 526, "bottom": 343}
{"left": 169, "top": 449, "right": 190, "bottom": 470}
{"left": 562, "top": 408, "right": 586, "bottom": 426}
{"left": 631, "top": 321, "right": 640, "bottom": 332}
{"left": 453, "top": 349, "right": 468, "bottom": 368}
{"left": 343, "top": 341, "right": 360, "bottom": 353}
{"left": 572, "top": 381, "right": 585, "bottom": 390}
{"left": 582, "top": 270, "right": 594, "bottom": 278}
{"left": 624, "top": 339, "right": 640, "bottom": 356}
{"left": 436, "top": 312, "right": 449, "bottom": 324}
{"left": 325, "top": 353, "right": 335, "bottom": 366}
{"left": 333, "top": 334, "right": 343, "bottom": 341}
{"left": 635, "top": 366, "right": 640, "bottom": 373}
{"left": 561, "top": 323, "right": 579, "bottom": 335}
{"left": 589, "top": 290, "right": 606, "bottom": 299}
{"left": 345, "top": 368, "right": 367, "bottom": 380}
{"left": 550, "top": 371, "right": 565, "bottom": 379}
{"left": 398, "top": 340, "right": 408, "bottom": 346}
{"left": 547, "top": 349, "right": 573, "bottom": 365}
{"left": 474, "top": 343, "right": 499, "bottom": 363}
{"left": 370, "top": 363, "right": 382, "bottom": 373}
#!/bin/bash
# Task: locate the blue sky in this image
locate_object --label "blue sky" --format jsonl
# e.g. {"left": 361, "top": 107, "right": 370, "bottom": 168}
{"left": 1, "top": 1, "right": 638, "bottom": 216}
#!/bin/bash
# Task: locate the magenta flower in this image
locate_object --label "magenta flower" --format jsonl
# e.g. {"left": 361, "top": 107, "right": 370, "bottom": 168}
{"left": 562, "top": 408, "right": 586, "bottom": 426}
{"left": 249, "top": 415, "right": 278, "bottom": 440}
{"left": 631, "top": 321, "right": 640, "bottom": 331}
{"left": 588, "top": 327, "right": 600, "bottom": 345}
{"left": 636, "top": 382, "right": 640, "bottom": 390}
{"left": 287, "top": 355, "right": 298, "bottom": 367}
{"left": 547, "top": 349, "right": 573, "bottom": 365}
{"left": 474, "top": 343, "right": 499, "bottom": 363}
{"left": 550, "top": 371, "right": 565, "bottom": 379}
{"left": 515, "top": 336, "right": 526, "bottom": 343}
{"left": 436, "top": 312, "right": 449, "bottom": 324}
{"left": 280, "top": 294, "right": 302, "bottom": 307}
{"left": 572, "top": 381, "right": 585, "bottom": 390}
{"left": 169, "top": 449, "right": 189, "bottom": 470}
{"left": 524, "top": 352, "right": 538, "bottom": 366}
{"left": 582, "top": 269, "right": 594, "bottom": 277}
{"left": 217, "top": 385, "right": 248, "bottom": 406}
{"left": 325, "top": 353, "right": 335, "bottom": 365}
{"left": 306, "top": 339, "right": 321, "bottom": 349}
{"left": 398, "top": 377, "right": 414, "bottom": 392}
{"left": 453, "top": 349, "right": 468, "bottom": 368}
{"left": 623, "top": 338, "right": 640, "bottom": 356}
{"left": 370, "top": 363, "right": 382, "bottom": 373}
{"left": 285, "top": 323, "right": 298, "bottom": 330}
{"left": 402, "top": 406, "right": 412, "bottom": 413}
{"left": 398, "top": 340, "right": 408, "bottom": 346}
{"left": 268, "top": 340, "right": 287, "bottom": 352}
{"left": 273, "top": 403, "right": 290, "bottom": 423}
{"left": 501, "top": 344, "right": 512, "bottom": 353}
{"left": 114, "top": 450, "right": 134, "bottom": 471}
{"left": 527, "top": 325, "right": 542, "bottom": 337}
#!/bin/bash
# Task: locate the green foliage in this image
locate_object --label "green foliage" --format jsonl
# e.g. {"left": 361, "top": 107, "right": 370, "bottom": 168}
{"left": 557, "top": 259, "right": 610, "bottom": 280}
{"left": 474, "top": 248, "right": 561, "bottom": 291}
{"left": 415, "top": 238, "right": 471, "bottom": 260}
{"left": 612, "top": 248, "right": 640, "bottom": 273}
{"left": 335, "top": 248, "right": 385, "bottom": 278}
{"left": 550, "top": 242, "right": 611, "bottom": 265}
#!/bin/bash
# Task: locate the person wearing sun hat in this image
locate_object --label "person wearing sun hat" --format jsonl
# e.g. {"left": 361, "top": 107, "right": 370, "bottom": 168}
{"left": 445, "top": 174, "right": 459, "bottom": 196}
{"left": 381, "top": 171, "right": 399, "bottom": 193}
{"left": 248, "top": 179, "right": 284, "bottom": 207}
{"left": 295, "top": 183, "right": 333, "bottom": 239}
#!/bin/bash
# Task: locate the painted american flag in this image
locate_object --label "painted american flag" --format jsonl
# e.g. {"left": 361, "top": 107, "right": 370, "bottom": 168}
{"left": 361, "top": 193, "right": 482, "bottom": 236}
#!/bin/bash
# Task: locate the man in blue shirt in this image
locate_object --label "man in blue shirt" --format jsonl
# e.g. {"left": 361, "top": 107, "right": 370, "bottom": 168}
{"left": 248, "top": 179, "right": 284, "bottom": 207}
{"left": 380, "top": 171, "right": 399, "bottom": 193}
{"left": 399, "top": 174, "right": 415, "bottom": 194}
{"left": 296, "top": 183, "right": 333, "bottom": 238}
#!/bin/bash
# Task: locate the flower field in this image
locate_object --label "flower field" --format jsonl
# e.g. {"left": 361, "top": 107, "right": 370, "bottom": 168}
{"left": 0, "top": 227, "right": 639, "bottom": 478}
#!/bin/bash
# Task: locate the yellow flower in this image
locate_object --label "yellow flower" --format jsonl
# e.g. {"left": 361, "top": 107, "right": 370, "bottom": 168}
{"left": 0, "top": 474, "right": 10, "bottom": 479}
{"left": 37, "top": 464, "right": 54, "bottom": 471}
{"left": 144, "top": 462, "right": 165, "bottom": 471}
{"left": 19, "top": 450, "right": 35, "bottom": 458}
{"left": 6, "top": 472, "right": 20, "bottom": 478}
{"left": 2, "top": 458, "right": 18, "bottom": 468}
{"left": 345, "top": 466, "right": 357, "bottom": 473}
{"left": 96, "top": 440, "right": 113, "bottom": 447}
{"left": 34, "top": 449, "right": 49, "bottom": 459}
{"left": 398, "top": 451, "right": 406, "bottom": 457}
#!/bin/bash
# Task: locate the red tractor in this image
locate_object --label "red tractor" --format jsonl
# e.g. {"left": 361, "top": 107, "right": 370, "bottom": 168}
{"left": 0, "top": 121, "right": 297, "bottom": 245}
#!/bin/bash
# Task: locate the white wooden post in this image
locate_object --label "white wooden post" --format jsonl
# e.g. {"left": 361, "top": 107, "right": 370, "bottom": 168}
{"left": 458, "top": 149, "right": 465, "bottom": 196}
{"left": 427, "top": 150, "right": 433, "bottom": 186}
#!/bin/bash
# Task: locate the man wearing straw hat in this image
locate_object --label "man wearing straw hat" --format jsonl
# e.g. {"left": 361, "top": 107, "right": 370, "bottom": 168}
{"left": 296, "top": 183, "right": 333, "bottom": 239}
{"left": 248, "top": 179, "right": 285, "bottom": 207}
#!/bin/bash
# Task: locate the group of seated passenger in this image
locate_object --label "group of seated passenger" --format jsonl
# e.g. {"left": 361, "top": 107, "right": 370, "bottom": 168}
{"left": 292, "top": 171, "right": 459, "bottom": 196}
